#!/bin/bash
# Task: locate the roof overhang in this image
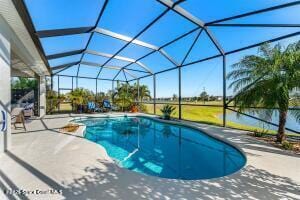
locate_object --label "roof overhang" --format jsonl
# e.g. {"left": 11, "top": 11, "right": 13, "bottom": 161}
{"left": 0, "top": 0, "right": 50, "bottom": 76}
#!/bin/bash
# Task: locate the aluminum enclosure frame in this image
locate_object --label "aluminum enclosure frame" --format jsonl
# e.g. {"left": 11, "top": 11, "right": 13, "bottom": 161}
{"left": 15, "top": 0, "right": 300, "bottom": 133}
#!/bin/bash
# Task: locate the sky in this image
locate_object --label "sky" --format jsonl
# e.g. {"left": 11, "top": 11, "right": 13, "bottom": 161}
{"left": 24, "top": 0, "right": 300, "bottom": 97}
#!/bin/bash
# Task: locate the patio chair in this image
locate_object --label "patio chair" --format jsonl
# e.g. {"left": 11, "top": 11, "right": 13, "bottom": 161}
{"left": 23, "top": 103, "right": 34, "bottom": 117}
{"left": 87, "top": 101, "right": 95, "bottom": 112}
{"left": 102, "top": 100, "right": 112, "bottom": 112}
{"left": 11, "top": 107, "right": 26, "bottom": 131}
{"left": 87, "top": 101, "right": 101, "bottom": 113}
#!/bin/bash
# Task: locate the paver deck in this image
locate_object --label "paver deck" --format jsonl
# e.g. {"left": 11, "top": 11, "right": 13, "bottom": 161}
{"left": 0, "top": 113, "right": 299, "bottom": 200}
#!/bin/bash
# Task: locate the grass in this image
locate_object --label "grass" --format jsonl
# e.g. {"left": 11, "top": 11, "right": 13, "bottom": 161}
{"left": 57, "top": 103, "right": 72, "bottom": 111}
{"left": 143, "top": 103, "right": 291, "bottom": 135}
{"left": 54, "top": 102, "right": 297, "bottom": 136}
{"left": 49, "top": 103, "right": 73, "bottom": 114}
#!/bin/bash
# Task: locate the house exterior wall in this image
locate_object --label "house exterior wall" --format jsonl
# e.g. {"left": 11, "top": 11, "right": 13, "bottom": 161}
{"left": 0, "top": 15, "right": 12, "bottom": 153}
{"left": 0, "top": 1, "right": 49, "bottom": 153}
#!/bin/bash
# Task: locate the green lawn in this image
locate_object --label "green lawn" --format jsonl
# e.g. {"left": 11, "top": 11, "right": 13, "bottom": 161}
{"left": 53, "top": 103, "right": 72, "bottom": 112}
{"left": 144, "top": 103, "right": 282, "bottom": 134}
{"left": 60, "top": 103, "right": 72, "bottom": 110}
{"left": 55, "top": 102, "right": 295, "bottom": 135}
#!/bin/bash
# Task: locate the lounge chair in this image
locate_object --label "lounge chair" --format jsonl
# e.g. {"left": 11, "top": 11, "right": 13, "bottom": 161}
{"left": 102, "top": 100, "right": 112, "bottom": 112}
{"left": 11, "top": 108, "right": 26, "bottom": 131}
{"left": 87, "top": 101, "right": 96, "bottom": 112}
{"left": 102, "top": 100, "right": 118, "bottom": 112}
{"left": 87, "top": 101, "right": 101, "bottom": 113}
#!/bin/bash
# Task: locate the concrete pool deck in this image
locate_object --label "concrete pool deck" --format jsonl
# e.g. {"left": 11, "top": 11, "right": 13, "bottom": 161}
{"left": 0, "top": 113, "right": 299, "bottom": 200}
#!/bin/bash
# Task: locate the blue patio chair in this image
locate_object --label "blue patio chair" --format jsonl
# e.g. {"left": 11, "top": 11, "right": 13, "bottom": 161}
{"left": 102, "top": 100, "right": 111, "bottom": 112}
{"left": 87, "top": 101, "right": 96, "bottom": 112}
{"left": 103, "top": 100, "right": 111, "bottom": 109}
{"left": 101, "top": 100, "right": 118, "bottom": 112}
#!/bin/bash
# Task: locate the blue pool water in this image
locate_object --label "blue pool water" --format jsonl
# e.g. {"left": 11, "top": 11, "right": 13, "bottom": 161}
{"left": 78, "top": 117, "right": 246, "bottom": 180}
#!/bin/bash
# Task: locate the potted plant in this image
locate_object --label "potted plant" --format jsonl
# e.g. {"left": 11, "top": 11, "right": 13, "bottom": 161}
{"left": 131, "top": 104, "right": 139, "bottom": 113}
{"left": 160, "top": 104, "right": 176, "bottom": 120}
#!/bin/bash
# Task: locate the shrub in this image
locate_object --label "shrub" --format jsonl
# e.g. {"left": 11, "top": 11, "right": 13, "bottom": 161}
{"left": 281, "top": 140, "right": 293, "bottom": 150}
{"left": 253, "top": 130, "right": 263, "bottom": 137}
{"left": 253, "top": 128, "right": 268, "bottom": 137}
{"left": 46, "top": 90, "right": 61, "bottom": 114}
{"left": 139, "top": 104, "right": 148, "bottom": 113}
{"left": 160, "top": 104, "right": 176, "bottom": 120}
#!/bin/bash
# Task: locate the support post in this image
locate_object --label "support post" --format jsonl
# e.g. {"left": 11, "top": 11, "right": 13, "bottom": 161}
{"left": 58, "top": 75, "right": 60, "bottom": 112}
{"left": 51, "top": 75, "right": 53, "bottom": 91}
{"left": 126, "top": 82, "right": 129, "bottom": 102}
{"left": 153, "top": 75, "right": 156, "bottom": 114}
{"left": 178, "top": 66, "right": 182, "bottom": 120}
{"left": 39, "top": 75, "right": 47, "bottom": 117}
{"left": 111, "top": 80, "right": 114, "bottom": 104}
{"left": 71, "top": 77, "right": 74, "bottom": 112}
{"left": 124, "top": 82, "right": 128, "bottom": 112}
{"left": 137, "top": 79, "right": 140, "bottom": 103}
{"left": 223, "top": 55, "right": 226, "bottom": 127}
{"left": 71, "top": 76, "right": 74, "bottom": 91}
{"left": 96, "top": 79, "right": 98, "bottom": 101}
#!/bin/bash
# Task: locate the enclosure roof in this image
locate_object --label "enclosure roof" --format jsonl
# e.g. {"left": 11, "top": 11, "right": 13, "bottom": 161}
{"left": 15, "top": 0, "right": 300, "bottom": 81}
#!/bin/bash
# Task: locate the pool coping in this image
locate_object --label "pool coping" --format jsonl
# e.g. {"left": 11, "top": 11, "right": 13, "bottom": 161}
{"left": 5, "top": 113, "right": 300, "bottom": 199}
{"left": 69, "top": 113, "right": 248, "bottom": 181}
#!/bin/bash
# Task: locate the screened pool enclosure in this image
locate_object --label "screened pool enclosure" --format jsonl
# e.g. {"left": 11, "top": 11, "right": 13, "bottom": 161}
{"left": 17, "top": 0, "right": 300, "bottom": 133}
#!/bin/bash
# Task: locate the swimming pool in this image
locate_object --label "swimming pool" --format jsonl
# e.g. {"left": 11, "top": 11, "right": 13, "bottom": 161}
{"left": 78, "top": 116, "right": 246, "bottom": 180}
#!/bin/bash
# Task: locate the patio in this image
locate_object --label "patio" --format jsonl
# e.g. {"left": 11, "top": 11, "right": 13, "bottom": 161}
{"left": 0, "top": 113, "right": 299, "bottom": 199}
{"left": 0, "top": 0, "right": 300, "bottom": 199}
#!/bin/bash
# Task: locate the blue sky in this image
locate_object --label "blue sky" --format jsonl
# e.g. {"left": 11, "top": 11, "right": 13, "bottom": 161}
{"left": 25, "top": 0, "right": 300, "bottom": 97}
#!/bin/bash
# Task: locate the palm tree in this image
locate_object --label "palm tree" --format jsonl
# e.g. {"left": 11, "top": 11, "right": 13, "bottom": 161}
{"left": 12, "top": 77, "right": 37, "bottom": 89}
{"left": 46, "top": 90, "right": 59, "bottom": 114}
{"left": 113, "top": 83, "right": 133, "bottom": 111}
{"left": 67, "top": 88, "right": 94, "bottom": 112}
{"left": 113, "top": 83, "right": 151, "bottom": 111}
{"left": 227, "top": 42, "right": 300, "bottom": 143}
{"left": 200, "top": 91, "right": 209, "bottom": 103}
{"left": 139, "top": 85, "right": 151, "bottom": 101}
{"left": 131, "top": 83, "right": 151, "bottom": 101}
{"left": 172, "top": 94, "right": 178, "bottom": 101}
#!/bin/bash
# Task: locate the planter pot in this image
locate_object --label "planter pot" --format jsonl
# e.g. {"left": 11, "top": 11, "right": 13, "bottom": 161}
{"left": 163, "top": 114, "right": 171, "bottom": 120}
{"left": 131, "top": 106, "right": 138, "bottom": 113}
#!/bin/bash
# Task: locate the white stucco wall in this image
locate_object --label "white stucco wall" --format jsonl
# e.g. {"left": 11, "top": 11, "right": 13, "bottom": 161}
{"left": 0, "top": 15, "right": 11, "bottom": 153}
{"left": 39, "top": 76, "right": 47, "bottom": 117}
{"left": 0, "top": 1, "right": 49, "bottom": 153}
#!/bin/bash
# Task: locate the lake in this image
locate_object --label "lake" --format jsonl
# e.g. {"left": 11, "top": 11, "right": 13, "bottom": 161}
{"left": 225, "top": 110, "right": 300, "bottom": 133}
